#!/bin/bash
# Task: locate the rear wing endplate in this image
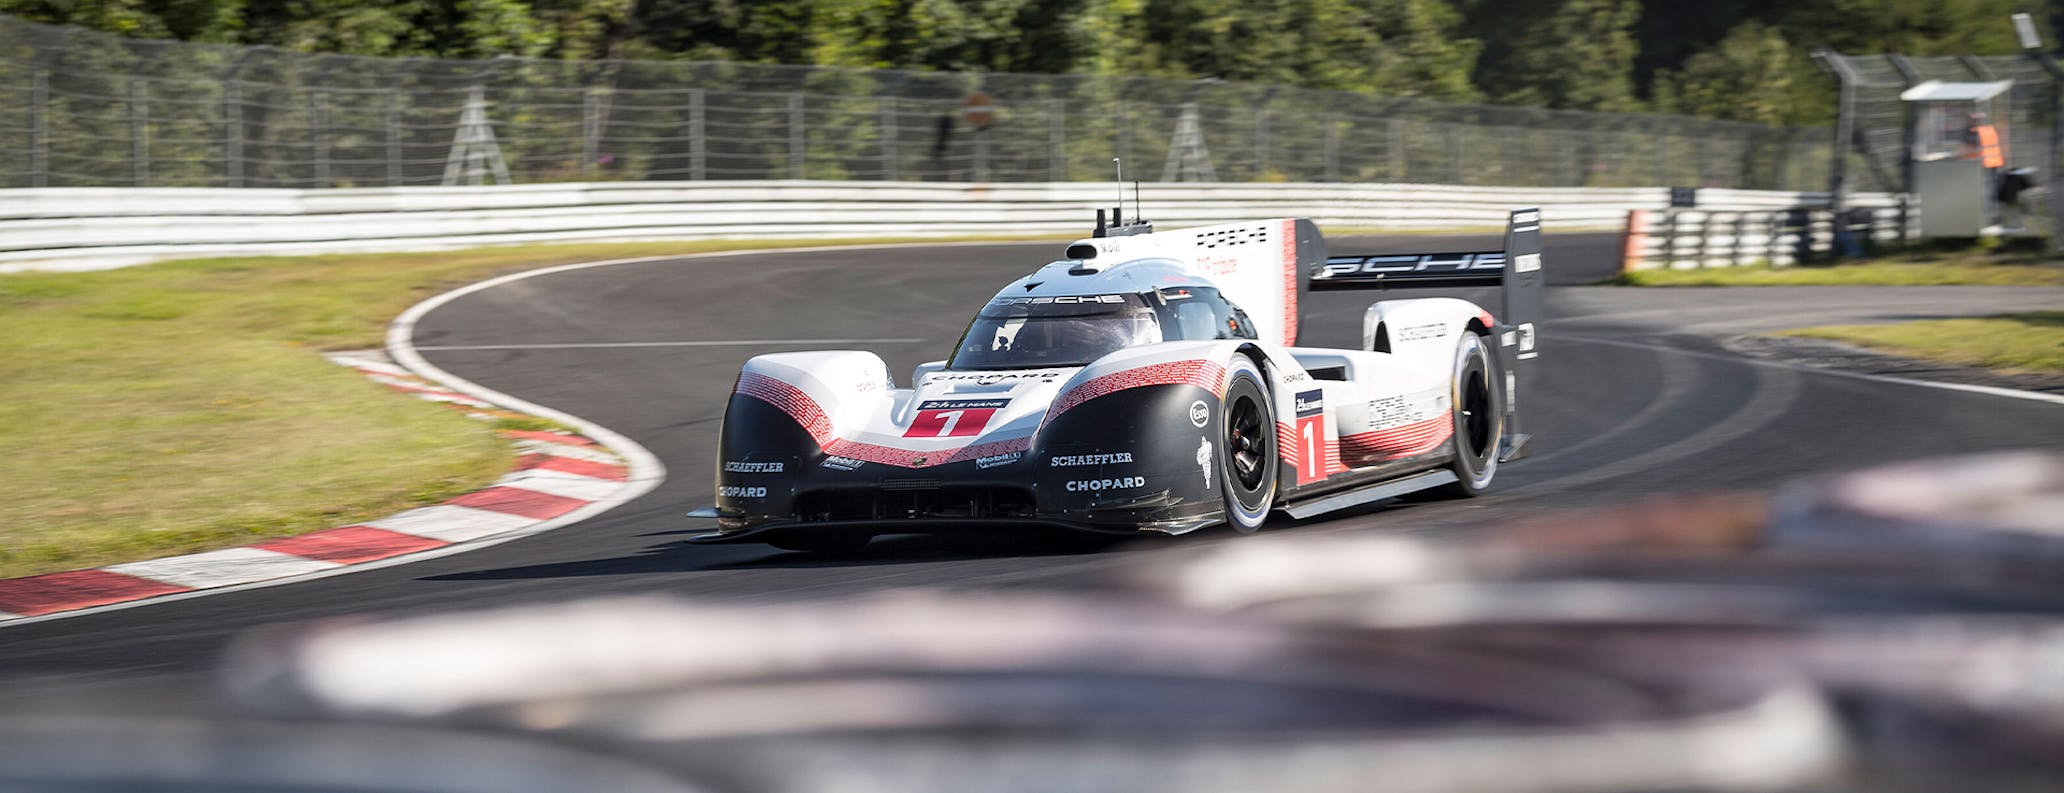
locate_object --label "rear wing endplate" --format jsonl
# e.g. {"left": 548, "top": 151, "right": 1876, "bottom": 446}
{"left": 1307, "top": 208, "right": 1543, "bottom": 461}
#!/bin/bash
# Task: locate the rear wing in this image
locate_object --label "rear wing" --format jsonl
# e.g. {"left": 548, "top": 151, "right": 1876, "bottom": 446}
{"left": 1307, "top": 208, "right": 1543, "bottom": 461}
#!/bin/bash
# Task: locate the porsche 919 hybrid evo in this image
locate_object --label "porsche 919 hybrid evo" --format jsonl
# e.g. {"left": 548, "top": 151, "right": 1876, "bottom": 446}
{"left": 688, "top": 208, "right": 1544, "bottom": 552}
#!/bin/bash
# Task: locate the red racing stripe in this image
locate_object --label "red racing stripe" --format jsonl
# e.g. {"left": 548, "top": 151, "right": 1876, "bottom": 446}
{"left": 1050, "top": 360, "right": 1227, "bottom": 420}
{"left": 1280, "top": 218, "right": 1299, "bottom": 345}
{"left": 1340, "top": 416, "right": 1453, "bottom": 462}
{"left": 735, "top": 372, "right": 837, "bottom": 446}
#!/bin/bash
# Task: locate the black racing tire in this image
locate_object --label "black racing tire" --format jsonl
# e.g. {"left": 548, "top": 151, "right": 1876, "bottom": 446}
{"left": 1427, "top": 331, "right": 1502, "bottom": 499}
{"left": 1219, "top": 356, "right": 1278, "bottom": 533}
{"left": 768, "top": 533, "right": 872, "bottom": 555}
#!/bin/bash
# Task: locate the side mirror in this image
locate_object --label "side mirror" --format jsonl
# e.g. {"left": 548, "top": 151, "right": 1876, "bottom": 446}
{"left": 911, "top": 360, "right": 948, "bottom": 384}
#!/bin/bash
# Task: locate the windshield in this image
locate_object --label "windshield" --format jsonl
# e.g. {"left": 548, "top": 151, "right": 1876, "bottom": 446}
{"left": 950, "top": 294, "right": 1162, "bottom": 370}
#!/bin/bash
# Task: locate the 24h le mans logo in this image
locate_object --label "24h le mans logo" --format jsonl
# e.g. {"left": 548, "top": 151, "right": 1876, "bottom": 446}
{"left": 905, "top": 398, "right": 1009, "bottom": 438}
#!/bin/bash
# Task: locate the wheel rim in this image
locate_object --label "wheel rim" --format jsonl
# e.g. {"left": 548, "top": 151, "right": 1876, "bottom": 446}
{"left": 1226, "top": 392, "right": 1269, "bottom": 492}
{"left": 1458, "top": 357, "right": 1494, "bottom": 473}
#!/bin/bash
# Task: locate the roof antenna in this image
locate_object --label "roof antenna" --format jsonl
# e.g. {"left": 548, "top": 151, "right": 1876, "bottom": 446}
{"left": 1133, "top": 180, "right": 1144, "bottom": 224}
{"left": 1113, "top": 158, "right": 1125, "bottom": 210}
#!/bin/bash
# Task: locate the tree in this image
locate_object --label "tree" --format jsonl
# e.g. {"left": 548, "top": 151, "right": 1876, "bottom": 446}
{"left": 804, "top": 0, "right": 1089, "bottom": 73}
{"left": 1470, "top": 0, "right": 1642, "bottom": 111}
{"left": 1074, "top": 0, "right": 1480, "bottom": 100}
{"left": 1653, "top": 20, "right": 1793, "bottom": 124}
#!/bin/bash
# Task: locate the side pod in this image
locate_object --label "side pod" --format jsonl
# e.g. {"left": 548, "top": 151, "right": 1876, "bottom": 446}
{"left": 1310, "top": 208, "right": 1543, "bottom": 461}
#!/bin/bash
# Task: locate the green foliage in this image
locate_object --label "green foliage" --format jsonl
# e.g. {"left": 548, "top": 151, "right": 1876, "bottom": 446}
{"left": 3, "top": 0, "right": 2057, "bottom": 122}
{"left": 1080, "top": 0, "right": 1481, "bottom": 100}
{"left": 1471, "top": 0, "right": 1641, "bottom": 111}
{"left": 1653, "top": 20, "right": 1793, "bottom": 125}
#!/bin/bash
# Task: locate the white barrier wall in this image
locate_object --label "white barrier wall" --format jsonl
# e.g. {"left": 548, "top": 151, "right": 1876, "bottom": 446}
{"left": 0, "top": 181, "right": 1893, "bottom": 272}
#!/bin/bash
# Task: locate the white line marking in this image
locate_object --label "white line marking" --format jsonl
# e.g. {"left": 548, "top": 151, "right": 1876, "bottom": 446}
{"left": 322, "top": 352, "right": 414, "bottom": 377}
{"left": 414, "top": 338, "right": 927, "bottom": 351}
{"left": 105, "top": 548, "right": 343, "bottom": 589}
{"left": 358, "top": 372, "right": 433, "bottom": 390}
{"left": 1566, "top": 334, "right": 2064, "bottom": 408}
{"left": 493, "top": 469, "right": 625, "bottom": 501}
{"left": 513, "top": 439, "right": 624, "bottom": 465}
{"left": 403, "top": 391, "right": 496, "bottom": 408}
{"left": 365, "top": 505, "right": 539, "bottom": 543}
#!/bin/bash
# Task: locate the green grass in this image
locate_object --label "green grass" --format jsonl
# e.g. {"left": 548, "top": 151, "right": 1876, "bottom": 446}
{"left": 0, "top": 235, "right": 1051, "bottom": 579}
{"left": 1779, "top": 311, "right": 2064, "bottom": 374}
{"left": 1618, "top": 246, "right": 2064, "bottom": 286}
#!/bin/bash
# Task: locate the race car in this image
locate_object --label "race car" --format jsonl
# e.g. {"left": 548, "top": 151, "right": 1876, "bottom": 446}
{"left": 688, "top": 207, "right": 1543, "bottom": 552}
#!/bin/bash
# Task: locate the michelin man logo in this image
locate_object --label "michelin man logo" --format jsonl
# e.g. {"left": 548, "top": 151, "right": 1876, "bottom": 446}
{"left": 1196, "top": 435, "right": 1213, "bottom": 490}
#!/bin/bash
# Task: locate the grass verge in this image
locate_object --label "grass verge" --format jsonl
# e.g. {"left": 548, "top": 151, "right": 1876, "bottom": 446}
{"left": 1618, "top": 246, "right": 2064, "bottom": 286}
{"left": 0, "top": 235, "right": 1052, "bottom": 579}
{"left": 1778, "top": 311, "right": 2064, "bottom": 374}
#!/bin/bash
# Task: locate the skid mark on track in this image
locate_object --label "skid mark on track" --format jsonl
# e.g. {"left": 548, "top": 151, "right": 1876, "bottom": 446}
{"left": 1521, "top": 337, "right": 1702, "bottom": 470}
{"left": 1508, "top": 336, "right": 1806, "bottom": 493}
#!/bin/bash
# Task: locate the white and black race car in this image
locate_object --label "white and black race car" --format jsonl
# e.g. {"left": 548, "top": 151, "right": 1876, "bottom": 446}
{"left": 688, "top": 208, "right": 1543, "bottom": 552}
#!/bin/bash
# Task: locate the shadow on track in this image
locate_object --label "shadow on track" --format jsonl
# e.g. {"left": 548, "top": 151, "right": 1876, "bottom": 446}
{"left": 422, "top": 530, "right": 1164, "bottom": 581}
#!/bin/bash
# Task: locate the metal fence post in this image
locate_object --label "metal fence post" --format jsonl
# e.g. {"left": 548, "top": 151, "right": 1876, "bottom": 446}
{"left": 1647, "top": 135, "right": 1661, "bottom": 186}
{"left": 130, "top": 74, "right": 148, "bottom": 187}
{"left": 1115, "top": 100, "right": 1131, "bottom": 174}
{"left": 688, "top": 88, "right": 706, "bottom": 181}
{"left": 27, "top": 63, "right": 45, "bottom": 187}
{"left": 1449, "top": 129, "right": 1463, "bottom": 184}
{"left": 1323, "top": 116, "right": 1340, "bottom": 182}
{"left": 1562, "top": 128, "right": 1579, "bottom": 186}
{"left": 310, "top": 88, "right": 328, "bottom": 188}
{"left": 385, "top": 88, "right": 402, "bottom": 186}
{"left": 1387, "top": 119, "right": 1404, "bottom": 181}
{"left": 1254, "top": 107, "right": 1269, "bottom": 180}
{"left": 582, "top": 88, "right": 599, "bottom": 179}
{"left": 880, "top": 96, "right": 897, "bottom": 181}
{"left": 1049, "top": 98, "right": 1065, "bottom": 182}
{"left": 1693, "top": 137, "right": 1708, "bottom": 187}
{"left": 788, "top": 92, "right": 805, "bottom": 179}
{"left": 974, "top": 128, "right": 990, "bottom": 182}
{"left": 225, "top": 79, "right": 242, "bottom": 187}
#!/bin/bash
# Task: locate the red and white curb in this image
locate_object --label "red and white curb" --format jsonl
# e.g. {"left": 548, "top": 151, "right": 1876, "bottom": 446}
{"left": 0, "top": 244, "right": 1041, "bottom": 626}
{"left": 0, "top": 342, "right": 663, "bottom": 624}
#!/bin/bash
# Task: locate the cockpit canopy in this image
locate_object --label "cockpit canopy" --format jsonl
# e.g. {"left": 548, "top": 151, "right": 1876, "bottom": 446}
{"left": 949, "top": 286, "right": 1259, "bottom": 371}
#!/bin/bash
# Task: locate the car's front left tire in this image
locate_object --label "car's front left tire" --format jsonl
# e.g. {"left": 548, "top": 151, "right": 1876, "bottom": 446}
{"left": 1219, "top": 356, "right": 1278, "bottom": 533}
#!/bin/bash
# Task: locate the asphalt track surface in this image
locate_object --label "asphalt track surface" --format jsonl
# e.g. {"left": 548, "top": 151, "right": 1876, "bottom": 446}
{"left": 5, "top": 232, "right": 2062, "bottom": 710}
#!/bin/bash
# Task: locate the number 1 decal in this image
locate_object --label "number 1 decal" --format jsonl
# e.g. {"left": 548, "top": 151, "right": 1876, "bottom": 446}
{"left": 1292, "top": 389, "right": 1326, "bottom": 485}
{"left": 904, "top": 399, "right": 1009, "bottom": 438}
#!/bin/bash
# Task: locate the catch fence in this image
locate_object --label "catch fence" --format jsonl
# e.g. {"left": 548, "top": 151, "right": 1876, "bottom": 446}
{"left": 1817, "top": 51, "right": 2059, "bottom": 194}
{"left": 0, "top": 15, "right": 1838, "bottom": 192}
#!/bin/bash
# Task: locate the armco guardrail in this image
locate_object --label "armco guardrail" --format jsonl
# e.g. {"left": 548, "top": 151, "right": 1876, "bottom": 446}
{"left": 1619, "top": 191, "right": 1908, "bottom": 271}
{"left": 0, "top": 181, "right": 1898, "bottom": 272}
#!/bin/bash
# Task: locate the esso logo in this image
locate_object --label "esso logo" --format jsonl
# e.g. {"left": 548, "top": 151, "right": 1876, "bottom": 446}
{"left": 1188, "top": 400, "right": 1210, "bottom": 428}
